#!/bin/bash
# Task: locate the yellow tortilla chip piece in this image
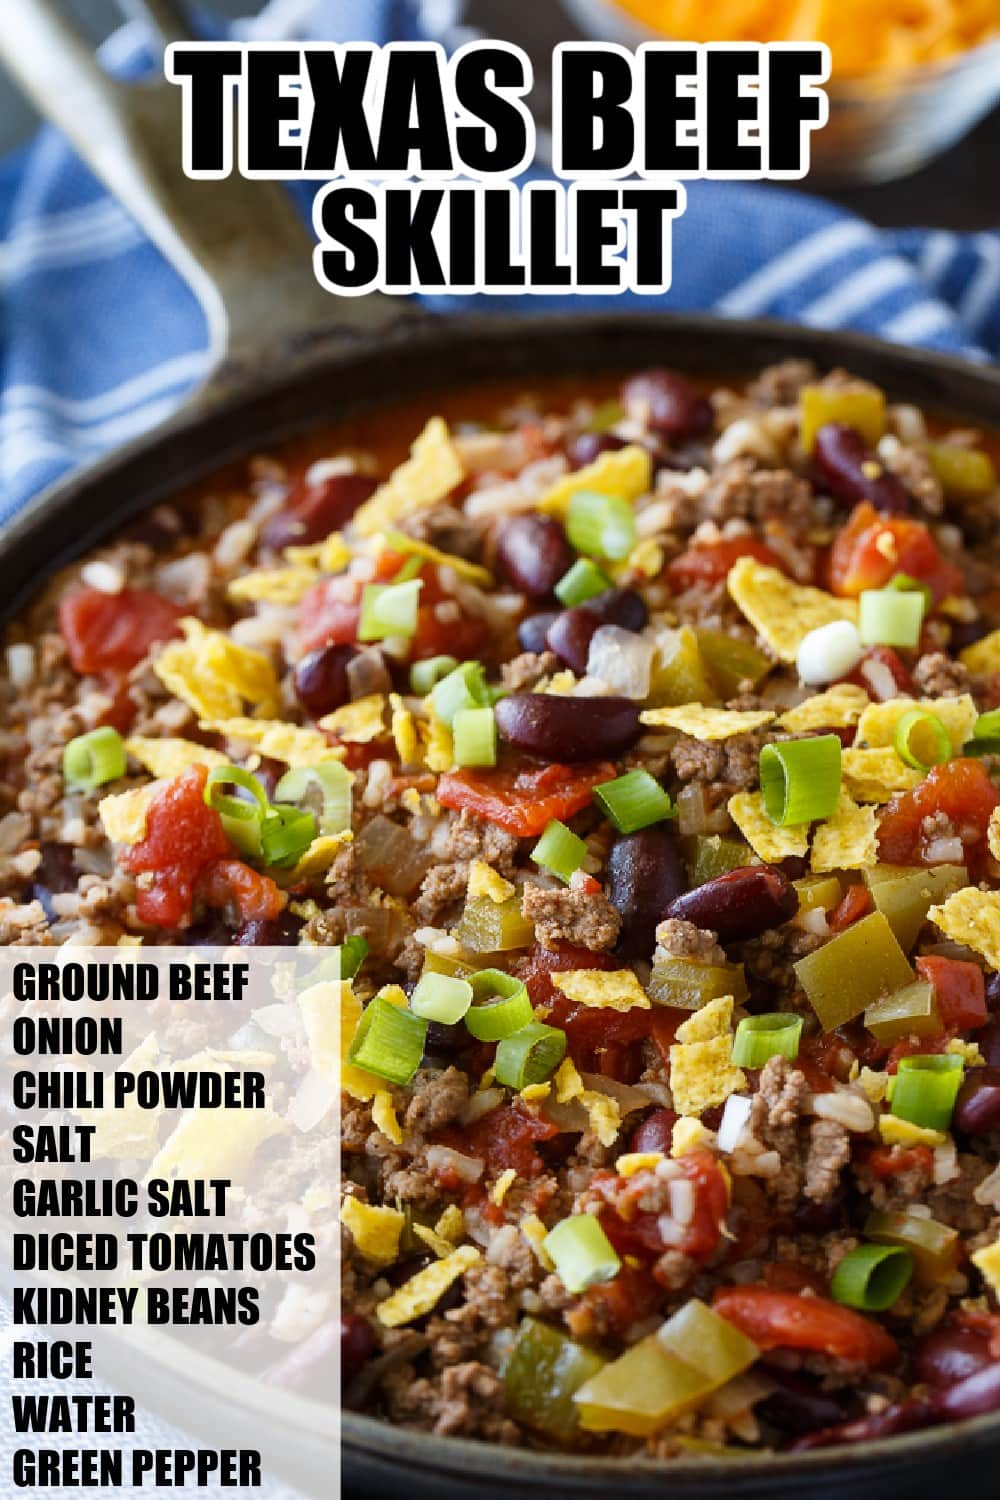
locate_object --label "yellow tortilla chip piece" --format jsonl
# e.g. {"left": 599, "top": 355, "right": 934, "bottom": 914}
{"left": 971, "top": 1240, "right": 1000, "bottom": 1293}
{"left": 353, "top": 418, "right": 465, "bottom": 536}
{"left": 811, "top": 792, "right": 878, "bottom": 873}
{"left": 928, "top": 887, "right": 1000, "bottom": 969}
{"left": 285, "top": 531, "right": 351, "bottom": 574}
{"left": 371, "top": 1089, "right": 403, "bottom": 1145}
{"left": 376, "top": 1245, "right": 481, "bottom": 1327}
{"left": 382, "top": 530, "right": 493, "bottom": 588}
{"left": 301, "top": 978, "right": 379, "bottom": 1102}
{"left": 145, "top": 1104, "right": 287, "bottom": 1184}
{"left": 728, "top": 790, "right": 809, "bottom": 862}
{"left": 491, "top": 1168, "right": 517, "bottom": 1205}
{"left": 988, "top": 808, "right": 1000, "bottom": 864}
{"left": 419, "top": 712, "right": 454, "bottom": 772}
{"left": 435, "top": 1204, "right": 465, "bottom": 1242}
{"left": 945, "top": 1039, "right": 984, "bottom": 1067}
{"left": 671, "top": 1116, "right": 714, "bottom": 1157}
{"left": 274, "top": 831, "right": 353, "bottom": 888}
{"left": 320, "top": 695, "right": 387, "bottom": 743}
{"left": 202, "top": 716, "right": 341, "bottom": 767}
{"left": 640, "top": 704, "right": 775, "bottom": 739}
{"left": 878, "top": 1115, "right": 946, "bottom": 1149}
{"left": 778, "top": 685, "right": 870, "bottom": 733}
{"left": 676, "top": 996, "right": 734, "bottom": 1043}
{"left": 627, "top": 538, "right": 664, "bottom": 579}
{"left": 413, "top": 1223, "right": 457, "bottom": 1258}
{"left": 554, "top": 1057, "right": 585, "bottom": 1102}
{"left": 227, "top": 566, "right": 318, "bottom": 606}
{"left": 468, "top": 860, "right": 515, "bottom": 904}
{"left": 550, "top": 968, "right": 650, "bottom": 1012}
{"left": 727, "top": 558, "right": 858, "bottom": 663}
{"left": 855, "top": 695, "right": 978, "bottom": 755}
{"left": 341, "top": 1197, "right": 404, "bottom": 1266}
{"left": 615, "top": 1151, "right": 664, "bottom": 1177}
{"left": 959, "top": 628, "right": 1000, "bottom": 677}
{"left": 389, "top": 693, "right": 419, "bottom": 766}
{"left": 538, "top": 444, "right": 652, "bottom": 518}
{"left": 519, "top": 1081, "right": 551, "bottom": 1105}
{"left": 98, "top": 783, "right": 160, "bottom": 845}
{"left": 125, "top": 736, "right": 227, "bottom": 778}
{"left": 842, "top": 747, "right": 922, "bottom": 804}
{"left": 520, "top": 1214, "right": 555, "bottom": 1269}
{"left": 582, "top": 1092, "right": 622, "bottom": 1147}
{"left": 670, "top": 1036, "right": 746, "bottom": 1117}
{"left": 154, "top": 618, "right": 280, "bottom": 720}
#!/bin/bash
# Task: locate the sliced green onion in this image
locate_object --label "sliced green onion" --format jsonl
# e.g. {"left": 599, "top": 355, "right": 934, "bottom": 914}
{"left": 259, "top": 804, "right": 317, "bottom": 867}
{"left": 465, "top": 970, "right": 534, "bottom": 1041}
{"left": 390, "top": 552, "right": 425, "bottom": 584}
{"left": 964, "top": 707, "right": 1000, "bottom": 756}
{"left": 759, "top": 734, "right": 842, "bottom": 826}
{"left": 410, "top": 971, "right": 474, "bottom": 1025}
{"left": 453, "top": 706, "right": 497, "bottom": 768}
{"left": 566, "top": 490, "right": 638, "bottom": 562}
{"left": 830, "top": 1243, "right": 913, "bottom": 1312}
{"left": 859, "top": 588, "right": 925, "bottom": 649}
{"left": 62, "top": 726, "right": 126, "bottom": 791}
{"left": 358, "top": 578, "right": 423, "bottom": 641}
{"left": 347, "top": 995, "right": 427, "bottom": 1086}
{"left": 430, "top": 660, "right": 489, "bottom": 726}
{"left": 493, "top": 1019, "right": 567, "bottom": 1089}
{"left": 543, "top": 1214, "right": 621, "bottom": 1294}
{"left": 887, "top": 573, "right": 934, "bottom": 615}
{"left": 274, "top": 761, "right": 353, "bottom": 836}
{"left": 532, "top": 819, "right": 587, "bottom": 883}
{"left": 555, "top": 558, "right": 613, "bottom": 608}
{"left": 731, "top": 1013, "right": 803, "bottom": 1069}
{"left": 411, "top": 655, "right": 459, "bottom": 695}
{"left": 892, "top": 708, "right": 951, "bottom": 772}
{"left": 888, "top": 1053, "right": 964, "bottom": 1131}
{"left": 339, "top": 935, "right": 369, "bottom": 981}
{"left": 204, "top": 764, "right": 269, "bottom": 857}
{"left": 594, "top": 769, "right": 676, "bottom": 835}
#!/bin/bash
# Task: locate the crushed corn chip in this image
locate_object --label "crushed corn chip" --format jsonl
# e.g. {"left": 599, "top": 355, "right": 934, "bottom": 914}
{"left": 519, "top": 1082, "right": 551, "bottom": 1104}
{"left": 945, "top": 1039, "right": 984, "bottom": 1067}
{"left": 381, "top": 530, "right": 493, "bottom": 588}
{"left": 676, "top": 996, "right": 734, "bottom": 1043}
{"left": 988, "top": 808, "right": 1000, "bottom": 864}
{"left": 320, "top": 695, "right": 387, "bottom": 744}
{"left": 856, "top": 1067, "right": 889, "bottom": 1103}
{"left": 468, "top": 860, "right": 515, "bottom": 904}
{"left": 389, "top": 693, "right": 419, "bottom": 766}
{"left": 302, "top": 979, "right": 379, "bottom": 1102}
{"left": 376, "top": 1245, "right": 481, "bottom": 1327}
{"left": 377, "top": 984, "right": 409, "bottom": 1009}
{"left": 520, "top": 1214, "right": 555, "bottom": 1269}
{"left": 959, "top": 628, "right": 1000, "bottom": 677}
{"left": 371, "top": 1090, "right": 403, "bottom": 1145}
{"left": 671, "top": 1116, "right": 714, "bottom": 1157}
{"left": 879, "top": 1115, "right": 946, "bottom": 1149}
{"left": 639, "top": 704, "right": 775, "bottom": 739}
{"left": 615, "top": 1151, "right": 664, "bottom": 1176}
{"left": 419, "top": 712, "right": 454, "bottom": 772}
{"left": 670, "top": 1036, "right": 746, "bottom": 1117}
{"left": 275, "top": 831, "right": 353, "bottom": 887}
{"left": 727, "top": 558, "right": 857, "bottom": 663}
{"left": 928, "top": 887, "right": 1000, "bottom": 969}
{"left": 550, "top": 968, "right": 650, "bottom": 1011}
{"left": 491, "top": 1168, "right": 517, "bottom": 1205}
{"left": 539, "top": 444, "right": 651, "bottom": 518}
{"left": 413, "top": 1223, "right": 457, "bottom": 1259}
{"left": 778, "top": 684, "right": 870, "bottom": 733}
{"left": 98, "top": 783, "right": 161, "bottom": 845}
{"left": 583, "top": 1092, "right": 622, "bottom": 1147}
{"left": 125, "top": 736, "right": 226, "bottom": 778}
{"left": 145, "top": 1103, "right": 287, "bottom": 1183}
{"left": 227, "top": 566, "right": 318, "bottom": 606}
{"left": 811, "top": 792, "right": 878, "bottom": 873}
{"left": 554, "top": 1057, "right": 584, "bottom": 1102}
{"left": 435, "top": 1205, "right": 465, "bottom": 1242}
{"left": 971, "top": 1240, "right": 1000, "bottom": 1293}
{"left": 154, "top": 618, "right": 279, "bottom": 720}
{"left": 203, "top": 716, "right": 342, "bottom": 767}
{"left": 728, "top": 790, "right": 809, "bottom": 862}
{"left": 340, "top": 1198, "right": 404, "bottom": 1266}
{"left": 627, "top": 538, "right": 664, "bottom": 579}
{"left": 285, "top": 531, "right": 351, "bottom": 574}
{"left": 856, "top": 695, "right": 978, "bottom": 755}
{"left": 842, "top": 747, "right": 922, "bottom": 804}
{"left": 539, "top": 669, "right": 577, "bottom": 695}
{"left": 353, "top": 418, "right": 465, "bottom": 536}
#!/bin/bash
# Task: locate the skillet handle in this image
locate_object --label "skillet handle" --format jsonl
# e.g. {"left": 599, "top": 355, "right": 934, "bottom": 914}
{"left": 0, "top": 0, "right": 413, "bottom": 402}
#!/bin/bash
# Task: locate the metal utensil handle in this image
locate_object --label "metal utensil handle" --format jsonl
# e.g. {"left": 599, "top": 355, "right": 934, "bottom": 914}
{"left": 0, "top": 0, "right": 407, "bottom": 397}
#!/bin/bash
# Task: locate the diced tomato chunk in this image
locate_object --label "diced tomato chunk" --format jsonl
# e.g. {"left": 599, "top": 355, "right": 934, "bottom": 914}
{"left": 198, "top": 858, "right": 286, "bottom": 925}
{"left": 828, "top": 884, "right": 872, "bottom": 932}
{"left": 514, "top": 944, "right": 616, "bottom": 1009}
{"left": 877, "top": 758, "right": 1000, "bottom": 870}
{"left": 123, "top": 765, "right": 231, "bottom": 929}
{"left": 59, "top": 588, "right": 183, "bottom": 675}
{"left": 665, "top": 538, "right": 788, "bottom": 591}
{"left": 437, "top": 761, "right": 616, "bottom": 837}
{"left": 829, "top": 502, "right": 963, "bottom": 604}
{"left": 711, "top": 1286, "right": 898, "bottom": 1369}
{"left": 595, "top": 1150, "right": 729, "bottom": 1274}
{"left": 840, "top": 645, "right": 914, "bottom": 701}
{"left": 914, "top": 955, "right": 987, "bottom": 1031}
{"left": 297, "top": 576, "right": 363, "bottom": 654}
{"left": 443, "top": 1103, "right": 559, "bottom": 1179}
{"left": 866, "top": 1143, "right": 934, "bottom": 1180}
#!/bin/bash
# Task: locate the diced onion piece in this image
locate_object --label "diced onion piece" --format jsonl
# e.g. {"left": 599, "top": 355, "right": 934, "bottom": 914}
{"left": 532, "top": 819, "right": 587, "bottom": 883}
{"left": 830, "top": 1243, "right": 913, "bottom": 1312}
{"left": 493, "top": 1020, "right": 566, "bottom": 1089}
{"left": 759, "top": 734, "right": 842, "bottom": 826}
{"left": 892, "top": 708, "right": 951, "bottom": 771}
{"left": 594, "top": 768, "right": 676, "bottom": 835}
{"left": 358, "top": 578, "right": 423, "bottom": 641}
{"left": 731, "top": 1013, "right": 803, "bottom": 1069}
{"left": 716, "top": 1094, "right": 753, "bottom": 1154}
{"left": 796, "top": 620, "right": 863, "bottom": 686}
{"left": 410, "top": 972, "right": 473, "bottom": 1025}
{"left": 347, "top": 995, "right": 427, "bottom": 1086}
{"left": 543, "top": 1214, "right": 621, "bottom": 1294}
{"left": 586, "top": 624, "right": 654, "bottom": 699}
{"left": 859, "top": 588, "right": 925, "bottom": 649}
{"left": 62, "top": 726, "right": 127, "bottom": 792}
{"left": 555, "top": 558, "right": 612, "bottom": 607}
{"left": 425, "top": 1145, "right": 484, "bottom": 1182}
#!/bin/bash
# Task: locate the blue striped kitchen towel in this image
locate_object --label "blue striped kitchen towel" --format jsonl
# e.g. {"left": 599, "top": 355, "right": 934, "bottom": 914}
{"left": 1, "top": 0, "right": 999, "bottom": 521}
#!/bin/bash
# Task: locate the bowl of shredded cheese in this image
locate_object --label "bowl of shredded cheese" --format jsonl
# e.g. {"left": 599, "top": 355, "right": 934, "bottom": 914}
{"left": 563, "top": 0, "right": 1000, "bottom": 182}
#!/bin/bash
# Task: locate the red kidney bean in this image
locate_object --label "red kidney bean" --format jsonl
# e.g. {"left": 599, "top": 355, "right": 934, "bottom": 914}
{"left": 293, "top": 642, "right": 358, "bottom": 718}
{"left": 518, "top": 610, "right": 560, "bottom": 655}
{"left": 953, "top": 1066, "right": 1000, "bottom": 1136}
{"left": 792, "top": 1398, "right": 935, "bottom": 1450}
{"left": 235, "top": 911, "right": 303, "bottom": 946}
{"left": 984, "top": 975, "right": 1000, "bottom": 1015}
{"left": 29, "top": 842, "right": 79, "bottom": 920}
{"left": 663, "top": 866, "right": 798, "bottom": 944}
{"left": 607, "top": 825, "right": 686, "bottom": 958}
{"left": 813, "top": 424, "right": 911, "bottom": 514}
{"left": 340, "top": 1315, "right": 378, "bottom": 1383}
{"left": 949, "top": 618, "right": 990, "bottom": 654}
{"left": 494, "top": 693, "right": 640, "bottom": 762}
{"left": 262, "top": 472, "right": 378, "bottom": 550}
{"left": 628, "top": 1107, "right": 678, "bottom": 1155}
{"left": 757, "top": 1371, "right": 850, "bottom": 1436}
{"left": 496, "top": 513, "right": 573, "bottom": 598}
{"left": 621, "top": 368, "right": 712, "bottom": 440}
{"left": 566, "top": 431, "right": 630, "bottom": 468}
{"left": 546, "top": 587, "right": 648, "bottom": 673}
{"left": 978, "top": 1017, "right": 1000, "bottom": 1069}
{"left": 934, "top": 1362, "right": 1000, "bottom": 1421}
{"left": 915, "top": 1325, "right": 993, "bottom": 1388}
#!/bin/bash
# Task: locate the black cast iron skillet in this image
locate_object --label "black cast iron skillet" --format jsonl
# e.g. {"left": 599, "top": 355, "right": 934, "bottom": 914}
{"left": 1, "top": 4, "right": 998, "bottom": 1497}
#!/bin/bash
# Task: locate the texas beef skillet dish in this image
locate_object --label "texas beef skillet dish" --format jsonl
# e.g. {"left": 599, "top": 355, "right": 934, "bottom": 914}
{"left": 2, "top": 359, "right": 999, "bottom": 1455}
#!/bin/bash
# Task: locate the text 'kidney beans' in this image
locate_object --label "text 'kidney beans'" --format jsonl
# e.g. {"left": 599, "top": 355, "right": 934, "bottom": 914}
{"left": 546, "top": 587, "right": 648, "bottom": 674}
{"left": 518, "top": 611, "right": 560, "bottom": 656}
{"left": 262, "top": 472, "right": 378, "bottom": 550}
{"left": 496, "top": 513, "right": 573, "bottom": 599}
{"left": 953, "top": 1067, "right": 1000, "bottom": 1136}
{"left": 495, "top": 694, "right": 640, "bottom": 763}
{"left": 620, "top": 368, "right": 712, "bottom": 440}
{"left": 607, "top": 825, "right": 686, "bottom": 958}
{"left": 813, "top": 424, "right": 911, "bottom": 515}
{"left": 293, "top": 642, "right": 358, "bottom": 718}
{"left": 663, "top": 866, "right": 799, "bottom": 944}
